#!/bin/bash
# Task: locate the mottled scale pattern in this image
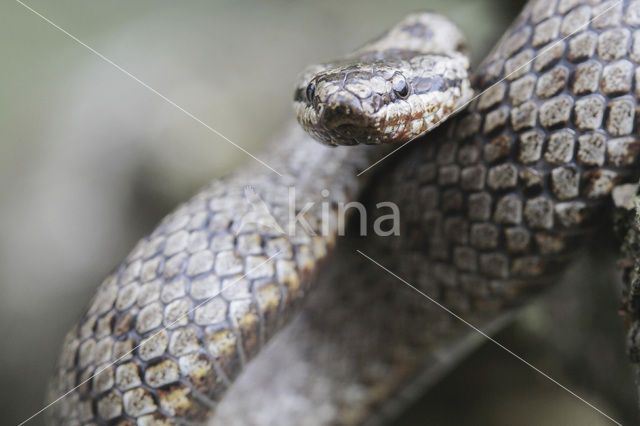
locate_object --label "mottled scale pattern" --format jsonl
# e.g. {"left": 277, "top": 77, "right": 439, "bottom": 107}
{"left": 46, "top": 126, "right": 382, "bottom": 424}
{"left": 48, "top": 1, "right": 640, "bottom": 425}
{"left": 372, "top": 0, "right": 640, "bottom": 314}
{"left": 209, "top": 240, "right": 510, "bottom": 425}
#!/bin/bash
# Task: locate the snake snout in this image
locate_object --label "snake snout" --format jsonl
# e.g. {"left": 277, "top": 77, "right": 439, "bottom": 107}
{"left": 320, "top": 94, "right": 367, "bottom": 129}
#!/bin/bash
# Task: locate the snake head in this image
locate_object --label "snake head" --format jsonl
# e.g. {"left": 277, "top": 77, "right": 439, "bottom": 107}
{"left": 293, "top": 12, "right": 473, "bottom": 146}
{"left": 294, "top": 53, "right": 473, "bottom": 146}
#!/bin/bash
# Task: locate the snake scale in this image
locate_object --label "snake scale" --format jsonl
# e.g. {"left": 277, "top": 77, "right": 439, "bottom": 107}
{"left": 46, "top": 0, "right": 640, "bottom": 424}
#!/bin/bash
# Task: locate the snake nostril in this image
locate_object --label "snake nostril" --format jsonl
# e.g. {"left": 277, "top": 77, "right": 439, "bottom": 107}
{"left": 321, "top": 102, "right": 364, "bottom": 129}
{"left": 333, "top": 104, "right": 351, "bottom": 116}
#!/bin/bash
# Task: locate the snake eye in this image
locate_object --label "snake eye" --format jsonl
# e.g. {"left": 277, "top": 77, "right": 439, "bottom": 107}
{"left": 306, "top": 82, "right": 316, "bottom": 103}
{"left": 392, "top": 74, "right": 409, "bottom": 99}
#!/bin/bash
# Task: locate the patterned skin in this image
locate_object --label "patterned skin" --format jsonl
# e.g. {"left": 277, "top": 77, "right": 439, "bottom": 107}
{"left": 294, "top": 13, "right": 473, "bottom": 146}
{"left": 46, "top": 1, "right": 640, "bottom": 425}
{"left": 372, "top": 0, "right": 640, "bottom": 314}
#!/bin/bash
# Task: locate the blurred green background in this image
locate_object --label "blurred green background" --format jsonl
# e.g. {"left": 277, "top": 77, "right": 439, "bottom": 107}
{"left": 1, "top": 0, "right": 636, "bottom": 424}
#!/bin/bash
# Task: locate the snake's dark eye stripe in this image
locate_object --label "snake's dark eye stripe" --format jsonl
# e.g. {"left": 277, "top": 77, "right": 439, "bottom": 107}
{"left": 306, "top": 82, "right": 316, "bottom": 103}
{"left": 392, "top": 73, "right": 409, "bottom": 98}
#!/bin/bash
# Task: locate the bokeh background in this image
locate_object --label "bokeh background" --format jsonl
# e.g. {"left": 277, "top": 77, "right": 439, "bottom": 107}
{"left": 1, "top": 0, "right": 637, "bottom": 424}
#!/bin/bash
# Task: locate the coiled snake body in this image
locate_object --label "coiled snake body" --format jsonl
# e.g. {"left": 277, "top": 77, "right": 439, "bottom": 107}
{"left": 47, "top": 1, "right": 640, "bottom": 424}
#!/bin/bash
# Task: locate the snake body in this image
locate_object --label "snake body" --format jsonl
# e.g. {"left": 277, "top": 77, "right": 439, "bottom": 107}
{"left": 47, "top": 1, "right": 640, "bottom": 424}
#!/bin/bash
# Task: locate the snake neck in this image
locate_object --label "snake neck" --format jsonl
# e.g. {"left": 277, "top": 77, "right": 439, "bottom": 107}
{"left": 370, "top": 0, "right": 640, "bottom": 311}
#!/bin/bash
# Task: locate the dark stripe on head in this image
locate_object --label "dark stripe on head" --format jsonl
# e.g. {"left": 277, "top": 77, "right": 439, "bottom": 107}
{"left": 357, "top": 49, "right": 421, "bottom": 63}
{"left": 401, "top": 22, "right": 434, "bottom": 39}
{"left": 410, "top": 77, "right": 461, "bottom": 94}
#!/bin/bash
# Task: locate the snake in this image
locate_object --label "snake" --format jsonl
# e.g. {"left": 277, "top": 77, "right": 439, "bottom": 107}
{"left": 45, "top": 1, "right": 640, "bottom": 424}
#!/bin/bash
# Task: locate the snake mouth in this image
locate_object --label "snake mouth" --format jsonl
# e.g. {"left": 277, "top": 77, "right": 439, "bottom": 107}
{"left": 320, "top": 103, "right": 366, "bottom": 124}
{"left": 333, "top": 124, "right": 369, "bottom": 145}
{"left": 316, "top": 101, "right": 403, "bottom": 145}
{"left": 331, "top": 119, "right": 387, "bottom": 145}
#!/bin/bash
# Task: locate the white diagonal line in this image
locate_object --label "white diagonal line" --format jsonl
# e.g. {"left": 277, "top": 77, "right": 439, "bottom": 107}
{"left": 16, "top": 0, "right": 283, "bottom": 177}
{"left": 357, "top": 0, "right": 623, "bottom": 176}
{"left": 17, "top": 251, "right": 282, "bottom": 426}
{"left": 356, "top": 249, "right": 622, "bottom": 426}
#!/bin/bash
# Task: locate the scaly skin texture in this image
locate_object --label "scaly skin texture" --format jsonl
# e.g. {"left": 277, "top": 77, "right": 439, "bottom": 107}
{"left": 370, "top": 0, "right": 640, "bottom": 313}
{"left": 294, "top": 13, "right": 472, "bottom": 146}
{"left": 45, "top": 127, "right": 385, "bottom": 424}
{"left": 47, "top": 1, "right": 640, "bottom": 425}
{"left": 45, "top": 13, "right": 465, "bottom": 425}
